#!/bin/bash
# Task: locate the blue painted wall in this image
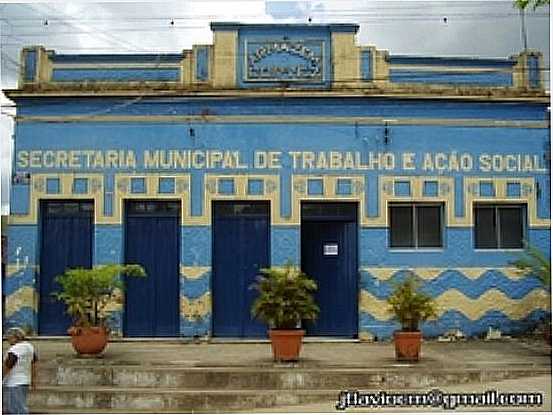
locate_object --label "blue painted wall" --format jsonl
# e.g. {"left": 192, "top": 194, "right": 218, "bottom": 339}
{"left": 24, "top": 50, "right": 37, "bottom": 82}
{"left": 360, "top": 50, "right": 372, "bottom": 81}
{"left": 388, "top": 56, "right": 516, "bottom": 67}
{"left": 50, "top": 53, "right": 183, "bottom": 64}
{"left": 4, "top": 225, "right": 39, "bottom": 332}
{"left": 52, "top": 68, "right": 180, "bottom": 82}
{"left": 390, "top": 70, "right": 513, "bottom": 86}
{"left": 6, "top": 96, "right": 550, "bottom": 339}
{"left": 387, "top": 55, "right": 515, "bottom": 87}
{"left": 195, "top": 47, "right": 210, "bottom": 82}
{"left": 359, "top": 228, "right": 550, "bottom": 268}
{"left": 16, "top": 98, "right": 548, "bottom": 120}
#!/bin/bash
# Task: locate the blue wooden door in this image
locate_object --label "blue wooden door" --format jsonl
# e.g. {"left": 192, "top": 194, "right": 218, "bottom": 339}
{"left": 39, "top": 201, "right": 94, "bottom": 335}
{"left": 124, "top": 201, "right": 180, "bottom": 337}
{"left": 301, "top": 203, "right": 358, "bottom": 337}
{"left": 212, "top": 202, "right": 269, "bottom": 337}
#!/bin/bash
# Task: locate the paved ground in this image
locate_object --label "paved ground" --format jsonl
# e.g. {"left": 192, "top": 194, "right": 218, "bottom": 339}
{"left": 251, "top": 375, "right": 552, "bottom": 412}
{"left": 4, "top": 336, "right": 551, "bottom": 413}
{"left": 20, "top": 336, "right": 551, "bottom": 370}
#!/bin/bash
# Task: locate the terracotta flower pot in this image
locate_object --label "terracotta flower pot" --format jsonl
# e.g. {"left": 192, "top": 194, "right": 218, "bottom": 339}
{"left": 269, "top": 329, "right": 305, "bottom": 362}
{"left": 393, "top": 331, "right": 422, "bottom": 361}
{"left": 68, "top": 326, "right": 109, "bottom": 355}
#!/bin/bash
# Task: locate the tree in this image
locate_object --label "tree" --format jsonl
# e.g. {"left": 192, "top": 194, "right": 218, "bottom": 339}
{"left": 514, "top": 0, "right": 550, "bottom": 50}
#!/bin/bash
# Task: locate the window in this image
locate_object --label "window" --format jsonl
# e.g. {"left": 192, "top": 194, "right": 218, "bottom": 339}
{"left": 474, "top": 204, "right": 526, "bottom": 249}
{"left": 389, "top": 203, "right": 443, "bottom": 248}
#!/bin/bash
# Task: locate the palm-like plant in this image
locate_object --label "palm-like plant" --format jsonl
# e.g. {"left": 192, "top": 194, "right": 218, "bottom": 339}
{"left": 513, "top": 0, "right": 550, "bottom": 50}
{"left": 511, "top": 243, "right": 551, "bottom": 289}
{"left": 514, "top": 0, "right": 549, "bottom": 10}
{"left": 251, "top": 265, "right": 319, "bottom": 329}
{"left": 55, "top": 264, "right": 146, "bottom": 327}
{"left": 387, "top": 274, "right": 437, "bottom": 332}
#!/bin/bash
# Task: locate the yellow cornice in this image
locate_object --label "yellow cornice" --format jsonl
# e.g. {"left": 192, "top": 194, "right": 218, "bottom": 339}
{"left": 14, "top": 114, "right": 548, "bottom": 129}
{"left": 4, "top": 88, "right": 550, "bottom": 103}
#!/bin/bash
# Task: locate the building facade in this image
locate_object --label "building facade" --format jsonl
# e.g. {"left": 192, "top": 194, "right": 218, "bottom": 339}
{"left": 4, "top": 23, "right": 550, "bottom": 340}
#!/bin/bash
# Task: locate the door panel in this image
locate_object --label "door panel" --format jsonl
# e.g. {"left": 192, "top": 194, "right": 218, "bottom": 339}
{"left": 301, "top": 203, "right": 358, "bottom": 337}
{"left": 39, "top": 201, "right": 93, "bottom": 335}
{"left": 124, "top": 201, "right": 180, "bottom": 337}
{"left": 212, "top": 202, "right": 269, "bottom": 337}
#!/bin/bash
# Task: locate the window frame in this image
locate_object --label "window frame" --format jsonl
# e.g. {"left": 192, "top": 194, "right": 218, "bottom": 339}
{"left": 473, "top": 203, "right": 527, "bottom": 250}
{"left": 388, "top": 202, "right": 445, "bottom": 250}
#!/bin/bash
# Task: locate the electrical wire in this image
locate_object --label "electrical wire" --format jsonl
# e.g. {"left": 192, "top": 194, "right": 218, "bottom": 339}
{"left": 0, "top": 3, "right": 549, "bottom": 89}
{"left": 0, "top": 13, "right": 549, "bottom": 37}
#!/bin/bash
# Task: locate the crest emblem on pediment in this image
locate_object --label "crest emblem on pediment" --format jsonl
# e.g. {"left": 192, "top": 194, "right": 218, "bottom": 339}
{"left": 245, "top": 40, "right": 324, "bottom": 82}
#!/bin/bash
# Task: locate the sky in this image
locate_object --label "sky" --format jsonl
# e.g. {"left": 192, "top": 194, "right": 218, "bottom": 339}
{"left": 0, "top": 0, "right": 550, "bottom": 214}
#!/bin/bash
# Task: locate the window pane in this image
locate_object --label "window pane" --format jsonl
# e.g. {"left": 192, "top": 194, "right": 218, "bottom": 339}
{"left": 417, "top": 206, "right": 442, "bottom": 247}
{"left": 390, "top": 205, "right": 414, "bottom": 248}
{"left": 499, "top": 206, "right": 524, "bottom": 249}
{"left": 474, "top": 206, "right": 497, "bottom": 249}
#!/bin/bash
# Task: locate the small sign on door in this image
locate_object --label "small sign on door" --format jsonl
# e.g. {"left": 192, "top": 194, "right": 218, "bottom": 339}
{"left": 323, "top": 243, "right": 338, "bottom": 256}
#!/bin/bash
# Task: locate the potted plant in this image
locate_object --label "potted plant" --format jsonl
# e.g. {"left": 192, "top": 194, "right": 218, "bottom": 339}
{"left": 251, "top": 265, "right": 319, "bottom": 361}
{"left": 387, "top": 274, "right": 437, "bottom": 361}
{"left": 512, "top": 243, "right": 551, "bottom": 343}
{"left": 55, "top": 264, "right": 146, "bottom": 355}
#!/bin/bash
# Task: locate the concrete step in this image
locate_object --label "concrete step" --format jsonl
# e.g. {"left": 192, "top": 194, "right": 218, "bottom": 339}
{"left": 36, "top": 364, "right": 549, "bottom": 389}
{"left": 31, "top": 362, "right": 551, "bottom": 412}
{"left": 29, "top": 387, "right": 339, "bottom": 412}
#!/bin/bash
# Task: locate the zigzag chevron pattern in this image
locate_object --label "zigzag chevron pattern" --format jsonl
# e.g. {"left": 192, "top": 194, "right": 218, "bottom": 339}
{"left": 360, "top": 267, "right": 529, "bottom": 281}
{"left": 180, "top": 271, "right": 210, "bottom": 299}
{"left": 359, "top": 309, "right": 549, "bottom": 340}
{"left": 4, "top": 267, "right": 35, "bottom": 296}
{"left": 5, "top": 286, "right": 36, "bottom": 317}
{"left": 3, "top": 307, "right": 36, "bottom": 330}
{"left": 180, "top": 266, "right": 211, "bottom": 280}
{"left": 6, "top": 264, "right": 37, "bottom": 278}
{"left": 180, "top": 292, "right": 211, "bottom": 320}
{"left": 359, "top": 288, "right": 549, "bottom": 321}
{"left": 360, "top": 269, "right": 544, "bottom": 299}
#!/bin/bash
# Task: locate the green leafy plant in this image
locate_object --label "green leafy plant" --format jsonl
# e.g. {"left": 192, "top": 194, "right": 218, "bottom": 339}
{"left": 251, "top": 265, "right": 319, "bottom": 329}
{"left": 511, "top": 243, "right": 551, "bottom": 289}
{"left": 387, "top": 274, "right": 437, "bottom": 332}
{"left": 514, "top": 0, "right": 549, "bottom": 11}
{"left": 513, "top": 0, "right": 550, "bottom": 50}
{"left": 55, "top": 264, "right": 146, "bottom": 327}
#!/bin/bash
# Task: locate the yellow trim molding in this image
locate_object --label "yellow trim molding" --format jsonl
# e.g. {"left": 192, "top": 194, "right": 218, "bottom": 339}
{"left": 199, "top": 173, "right": 280, "bottom": 225}
{"left": 8, "top": 173, "right": 550, "bottom": 228}
{"left": 9, "top": 173, "right": 104, "bottom": 225}
{"left": 15, "top": 114, "right": 548, "bottom": 129}
{"left": 112, "top": 173, "right": 191, "bottom": 225}
{"left": 463, "top": 176, "right": 550, "bottom": 228}
{"left": 366, "top": 175, "right": 455, "bottom": 227}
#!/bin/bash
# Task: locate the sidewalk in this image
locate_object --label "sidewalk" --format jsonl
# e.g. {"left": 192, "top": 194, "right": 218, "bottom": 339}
{"left": 5, "top": 336, "right": 551, "bottom": 413}
{"left": 22, "top": 336, "right": 551, "bottom": 370}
